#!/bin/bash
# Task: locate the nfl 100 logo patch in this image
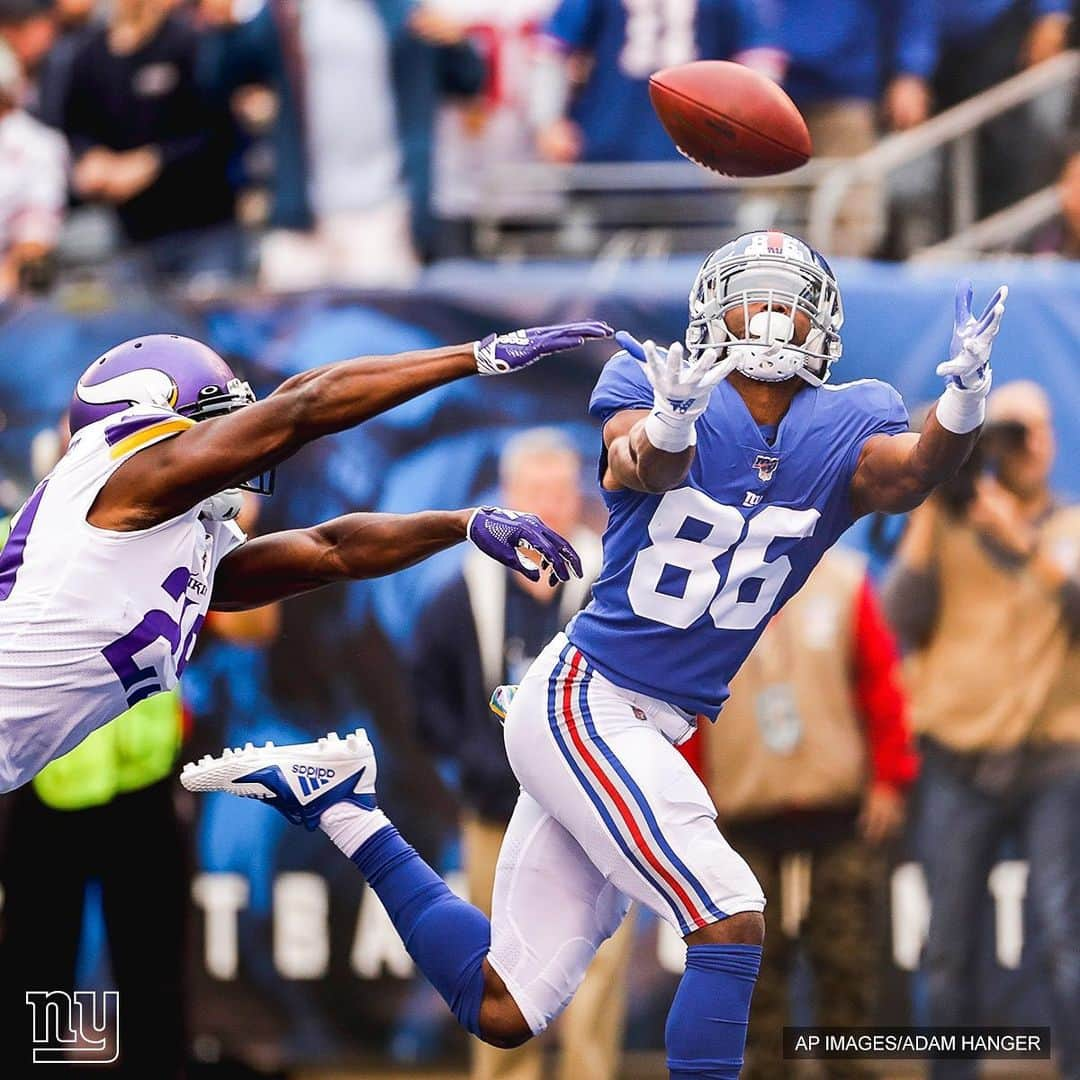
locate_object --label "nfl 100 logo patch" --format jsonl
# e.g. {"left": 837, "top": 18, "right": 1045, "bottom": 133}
{"left": 752, "top": 455, "right": 780, "bottom": 482}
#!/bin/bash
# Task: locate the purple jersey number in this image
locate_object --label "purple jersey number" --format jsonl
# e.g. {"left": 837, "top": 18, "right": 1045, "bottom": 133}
{"left": 102, "top": 565, "right": 206, "bottom": 706}
{"left": 0, "top": 480, "right": 48, "bottom": 602}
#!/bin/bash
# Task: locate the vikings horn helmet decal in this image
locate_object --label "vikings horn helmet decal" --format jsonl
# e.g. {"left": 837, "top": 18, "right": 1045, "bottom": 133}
{"left": 74, "top": 366, "right": 179, "bottom": 414}
{"left": 686, "top": 231, "right": 844, "bottom": 386}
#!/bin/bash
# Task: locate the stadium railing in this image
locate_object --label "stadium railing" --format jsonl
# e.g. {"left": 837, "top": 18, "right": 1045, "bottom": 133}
{"left": 465, "top": 52, "right": 1078, "bottom": 262}
{"left": 808, "top": 50, "right": 1080, "bottom": 257}
{"left": 913, "top": 186, "right": 1065, "bottom": 261}
{"left": 464, "top": 159, "right": 838, "bottom": 259}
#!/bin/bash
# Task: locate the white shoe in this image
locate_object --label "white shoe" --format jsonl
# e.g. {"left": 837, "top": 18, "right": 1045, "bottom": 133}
{"left": 180, "top": 728, "right": 377, "bottom": 831}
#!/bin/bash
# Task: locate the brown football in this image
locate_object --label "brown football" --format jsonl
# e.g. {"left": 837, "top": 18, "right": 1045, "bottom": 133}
{"left": 648, "top": 61, "right": 812, "bottom": 177}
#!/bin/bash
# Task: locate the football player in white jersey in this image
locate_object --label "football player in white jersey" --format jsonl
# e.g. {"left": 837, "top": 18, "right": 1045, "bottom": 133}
{"left": 180, "top": 235, "right": 1008, "bottom": 1080}
{"left": 0, "top": 322, "right": 612, "bottom": 792}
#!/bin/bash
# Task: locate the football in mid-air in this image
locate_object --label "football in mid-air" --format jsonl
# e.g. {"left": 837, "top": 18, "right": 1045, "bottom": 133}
{"left": 649, "top": 61, "right": 812, "bottom": 177}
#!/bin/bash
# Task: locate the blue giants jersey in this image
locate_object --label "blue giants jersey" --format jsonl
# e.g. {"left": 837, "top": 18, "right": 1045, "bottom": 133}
{"left": 545, "top": 0, "right": 776, "bottom": 162}
{"left": 567, "top": 351, "right": 909, "bottom": 718}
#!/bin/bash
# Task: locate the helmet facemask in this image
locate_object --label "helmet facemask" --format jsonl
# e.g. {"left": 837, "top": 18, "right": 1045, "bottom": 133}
{"left": 687, "top": 249, "right": 844, "bottom": 386}
{"left": 177, "top": 376, "right": 257, "bottom": 421}
{"left": 178, "top": 376, "right": 275, "bottom": 496}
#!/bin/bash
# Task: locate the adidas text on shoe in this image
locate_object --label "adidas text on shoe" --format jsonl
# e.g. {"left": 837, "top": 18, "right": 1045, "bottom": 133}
{"left": 180, "top": 729, "right": 377, "bottom": 830}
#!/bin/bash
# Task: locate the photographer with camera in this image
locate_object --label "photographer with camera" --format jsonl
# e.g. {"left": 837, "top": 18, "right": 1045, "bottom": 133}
{"left": 882, "top": 380, "right": 1080, "bottom": 1080}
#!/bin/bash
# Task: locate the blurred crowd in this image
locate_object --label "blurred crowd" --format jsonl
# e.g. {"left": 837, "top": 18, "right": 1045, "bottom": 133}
{"left": 4, "top": 0, "right": 1080, "bottom": 298}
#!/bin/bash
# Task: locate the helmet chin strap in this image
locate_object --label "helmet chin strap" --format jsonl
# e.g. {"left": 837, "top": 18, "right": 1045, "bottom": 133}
{"left": 726, "top": 344, "right": 806, "bottom": 382}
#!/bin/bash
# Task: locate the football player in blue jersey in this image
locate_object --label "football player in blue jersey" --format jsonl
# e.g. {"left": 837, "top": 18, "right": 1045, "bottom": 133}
{"left": 184, "top": 232, "right": 1007, "bottom": 1080}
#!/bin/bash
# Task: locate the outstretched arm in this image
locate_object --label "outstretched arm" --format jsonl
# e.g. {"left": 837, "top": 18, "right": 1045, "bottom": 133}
{"left": 93, "top": 323, "right": 611, "bottom": 531}
{"left": 210, "top": 506, "right": 583, "bottom": 611}
{"left": 850, "top": 281, "right": 1007, "bottom": 517}
{"left": 602, "top": 408, "right": 696, "bottom": 493}
{"left": 211, "top": 510, "right": 472, "bottom": 610}
{"left": 849, "top": 412, "right": 979, "bottom": 515}
{"left": 601, "top": 333, "right": 737, "bottom": 494}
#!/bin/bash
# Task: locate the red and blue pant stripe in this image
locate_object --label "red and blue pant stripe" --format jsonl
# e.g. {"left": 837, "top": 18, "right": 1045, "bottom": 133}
{"left": 545, "top": 644, "right": 726, "bottom": 936}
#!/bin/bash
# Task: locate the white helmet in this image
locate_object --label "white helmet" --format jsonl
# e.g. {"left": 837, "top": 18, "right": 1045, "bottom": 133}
{"left": 686, "top": 231, "right": 844, "bottom": 386}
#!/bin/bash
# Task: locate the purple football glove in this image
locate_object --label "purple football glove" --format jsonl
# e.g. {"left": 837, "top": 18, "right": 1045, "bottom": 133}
{"left": 467, "top": 506, "right": 583, "bottom": 585}
{"left": 474, "top": 321, "right": 613, "bottom": 375}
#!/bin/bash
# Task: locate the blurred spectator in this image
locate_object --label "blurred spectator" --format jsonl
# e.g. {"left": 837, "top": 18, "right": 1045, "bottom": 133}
{"left": 0, "top": 34, "right": 66, "bottom": 297}
{"left": 1042, "top": 13, "right": 1080, "bottom": 256}
{"left": 883, "top": 381, "right": 1080, "bottom": 1080}
{"left": 412, "top": 428, "right": 630, "bottom": 1080}
{"left": 777, "top": 0, "right": 937, "bottom": 256}
{"left": 534, "top": 0, "right": 784, "bottom": 165}
{"left": 34, "top": 0, "right": 96, "bottom": 130}
{"left": 0, "top": 0, "right": 55, "bottom": 89}
{"left": 1058, "top": 148, "right": 1080, "bottom": 254}
{"left": 1028, "top": 148, "right": 1080, "bottom": 255}
{"left": 0, "top": 416, "right": 188, "bottom": 1079}
{"left": 688, "top": 548, "right": 917, "bottom": 1080}
{"left": 934, "top": 0, "right": 1071, "bottom": 220}
{"left": 429, "top": 0, "right": 554, "bottom": 254}
{"left": 60, "top": 0, "right": 241, "bottom": 285}
{"left": 199, "top": 0, "right": 485, "bottom": 287}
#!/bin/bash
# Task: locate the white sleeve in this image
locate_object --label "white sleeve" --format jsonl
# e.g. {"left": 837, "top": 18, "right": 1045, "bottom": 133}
{"left": 211, "top": 518, "right": 248, "bottom": 566}
{"left": 10, "top": 118, "right": 68, "bottom": 248}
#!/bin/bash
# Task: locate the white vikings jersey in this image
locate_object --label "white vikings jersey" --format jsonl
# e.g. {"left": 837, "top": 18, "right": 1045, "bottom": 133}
{"left": 0, "top": 406, "right": 245, "bottom": 791}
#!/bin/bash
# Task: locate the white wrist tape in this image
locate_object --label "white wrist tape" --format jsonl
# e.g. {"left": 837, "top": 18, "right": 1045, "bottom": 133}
{"left": 465, "top": 506, "right": 481, "bottom": 539}
{"left": 645, "top": 409, "right": 697, "bottom": 453}
{"left": 936, "top": 383, "right": 986, "bottom": 435}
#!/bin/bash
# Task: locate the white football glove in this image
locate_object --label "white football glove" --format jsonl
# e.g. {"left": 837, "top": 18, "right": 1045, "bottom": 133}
{"left": 635, "top": 337, "right": 741, "bottom": 452}
{"left": 934, "top": 281, "right": 1007, "bottom": 434}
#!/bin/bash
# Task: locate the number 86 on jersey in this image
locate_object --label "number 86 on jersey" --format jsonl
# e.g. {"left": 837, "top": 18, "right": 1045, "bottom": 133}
{"left": 627, "top": 489, "right": 821, "bottom": 632}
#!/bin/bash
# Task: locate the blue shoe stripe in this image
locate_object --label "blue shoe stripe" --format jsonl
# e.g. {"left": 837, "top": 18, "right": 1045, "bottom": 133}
{"left": 233, "top": 763, "right": 373, "bottom": 831}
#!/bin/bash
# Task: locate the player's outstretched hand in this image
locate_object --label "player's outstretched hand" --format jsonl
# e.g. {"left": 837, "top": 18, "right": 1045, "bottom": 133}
{"left": 642, "top": 339, "right": 739, "bottom": 411}
{"left": 467, "top": 506, "right": 583, "bottom": 585}
{"left": 936, "top": 280, "right": 1008, "bottom": 396}
{"left": 474, "top": 321, "right": 613, "bottom": 375}
{"left": 617, "top": 331, "right": 740, "bottom": 410}
{"left": 617, "top": 331, "right": 744, "bottom": 453}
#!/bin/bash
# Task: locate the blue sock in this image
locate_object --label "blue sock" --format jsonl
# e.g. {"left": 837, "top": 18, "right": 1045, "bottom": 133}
{"left": 666, "top": 943, "right": 762, "bottom": 1080}
{"left": 351, "top": 825, "right": 490, "bottom": 1036}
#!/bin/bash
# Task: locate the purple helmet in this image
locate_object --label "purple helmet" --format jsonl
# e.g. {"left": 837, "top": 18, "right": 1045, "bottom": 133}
{"left": 70, "top": 334, "right": 273, "bottom": 494}
{"left": 70, "top": 334, "right": 255, "bottom": 434}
